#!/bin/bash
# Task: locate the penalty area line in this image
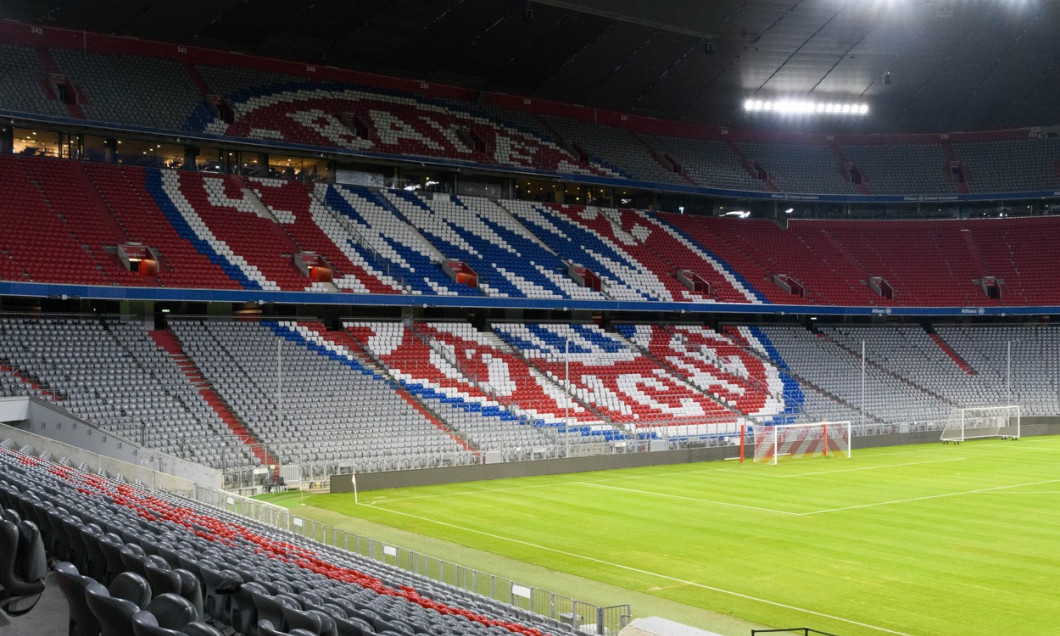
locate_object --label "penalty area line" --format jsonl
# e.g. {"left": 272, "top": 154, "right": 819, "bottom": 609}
{"left": 367, "top": 504, "right": 915, "bottom": 636}
{"left": 775, "top": 457, "right": 966, "bottom": 478}
{"left": 801, "top": 477, "right": 1060, "bottom": 515}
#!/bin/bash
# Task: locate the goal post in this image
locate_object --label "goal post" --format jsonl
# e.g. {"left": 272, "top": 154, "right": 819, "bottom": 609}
{"left": 753, "top": 421, "right": 852, "bottom": 464}
{"left": 941, "top": 405, "right": 1021, "bottom": 443}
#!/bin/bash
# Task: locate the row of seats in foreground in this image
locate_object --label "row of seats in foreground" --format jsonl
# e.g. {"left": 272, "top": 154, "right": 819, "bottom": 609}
{"left": 0, "top": 443, "right": 579, "bottom": 636}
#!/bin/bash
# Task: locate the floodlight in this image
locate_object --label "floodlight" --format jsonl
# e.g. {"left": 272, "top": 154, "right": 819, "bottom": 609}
{"left": 744, "top": 98, "right": 868, "bottom": 116}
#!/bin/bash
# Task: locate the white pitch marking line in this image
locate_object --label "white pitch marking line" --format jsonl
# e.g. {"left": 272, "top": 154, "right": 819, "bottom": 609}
{"left": 801, "top": 478, "right": 1060, "bottom": 515}
{"left": 367, "top": 504, "right": 915, "bottom": 636}
{"left": 578, "top": 481, "right": 799, "bottom": 515}
{"left": 775, "top": 457, "right": 966, "bottom": 478}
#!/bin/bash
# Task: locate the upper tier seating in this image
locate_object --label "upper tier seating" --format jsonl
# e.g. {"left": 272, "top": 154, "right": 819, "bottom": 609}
{"left": 737, "top": 142, "right": 859, "bottom": 195}
{"left": 0, "top": 316, "right": 255, "bottom": 468}
{"left": 0, "top": 44, "right": 66, "bottom": 119}
{"left": 196, "top": 65, "right": 311, "bottom": 101}
{"left": 841, "top": 143, "right": 956, "bottom": 195}
{"left": 956, "top": 138, "right": 1060, "bottom": 193}
{"left": 539, "top": 115, "right": 682, "bottom": 184}
{"left": 170, "top": 319, "right": 470, "bottom": 472}
{"left": 0, "top": 39, "right": 1056, "bottom": 193}
{"left": 492, "top": 323, "right": 739, "bottom": 433}
{"left": 0, "top": 447, "right": 582, "bottom": 636}
{"left": 200, "top": 81, "right": 617, "bottom": 178}
{"left": 641, "top": 135, "right": 767, "bottom": 191}
{"left": 50, "top": 49, "right": 203, "bottom": 131}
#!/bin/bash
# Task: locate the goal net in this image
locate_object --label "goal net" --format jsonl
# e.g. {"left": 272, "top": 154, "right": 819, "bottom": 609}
{"left": 753, "top": 421, "right": 852, "bottom": 464}
{"left": 941, "top": 405, "right": 1020, "bottom": 443}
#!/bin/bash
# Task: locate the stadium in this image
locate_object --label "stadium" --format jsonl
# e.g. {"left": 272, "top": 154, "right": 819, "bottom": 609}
{"left": 0, "top": 1, "right": 1058, "bottom": 634}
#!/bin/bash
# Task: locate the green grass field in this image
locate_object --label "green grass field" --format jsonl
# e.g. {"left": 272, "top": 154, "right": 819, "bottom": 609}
{"left": 261, "top": 437, "right": 1060, "bottom": 636}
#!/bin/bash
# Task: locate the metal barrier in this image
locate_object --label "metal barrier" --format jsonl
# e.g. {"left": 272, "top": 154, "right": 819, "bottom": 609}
{"left": 192, "top": 487, "right": 632, "bottom": 635}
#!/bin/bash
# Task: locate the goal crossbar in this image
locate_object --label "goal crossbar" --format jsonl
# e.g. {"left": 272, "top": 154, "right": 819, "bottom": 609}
{"left": 754, "top": 421, "right": 852, "bottom": 464}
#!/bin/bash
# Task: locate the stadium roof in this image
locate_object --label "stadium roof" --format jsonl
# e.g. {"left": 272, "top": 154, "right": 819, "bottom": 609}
{"left": 5, "top": 0, "right": 1060, "bottom": 134}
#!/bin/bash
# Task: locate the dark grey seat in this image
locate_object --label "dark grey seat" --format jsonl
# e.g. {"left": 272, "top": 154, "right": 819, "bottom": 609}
{"left": 0, "top": 517, "right": 47, "bottom": 616}
{"left": 54, "top": 561, "right": 101, "bottom": 636}
{"left": 98, "top": 533, "right": 127, "bottom": 583}
{"left": 80, "top": 523, "right": 109, "bottom": 582}
{"left": 108, "top": 570, "right": 153, "bottom": 607}
{"left": 198, "top": 563, "right": 241, "bottom": 623}
{"left": 232, "top": 580, "right": 268, "bottom": 635}
{"left": 119, "top": 543, "right": 149, "bottom": 576}
{"left": 284, "top": 604, "right": 339, "bottom": 636}
{"left": 85, "top": 580, "right": 141, "bottom": 636}
{"left": 145, "top": 592, "right": 200, "bottom": 630}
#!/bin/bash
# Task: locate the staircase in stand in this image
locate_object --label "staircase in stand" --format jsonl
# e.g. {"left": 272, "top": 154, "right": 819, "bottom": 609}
{"left": 394, "top": 388, "right": 481, "bottom": 458}
{"left": 36, "top": 48, "right": 85, "bottom": 119}
{"left": 727, "top": 140, "right": 778, "bottom": 191}
{"left": 927, "top": 330, "right": 977, "bottom": 375}
{"left": 830, "top": 141, "right": 870, "bottom": 194}
{"left": 149, "top": 329, "right": 277, "bottom": 467}
{"left": 940, "top": 141, "right": 970, "bottom": 194}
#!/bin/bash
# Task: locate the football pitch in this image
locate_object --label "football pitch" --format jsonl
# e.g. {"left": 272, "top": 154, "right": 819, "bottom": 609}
{"left": 261, "top": 437, "right": 1060, "bottom": 636}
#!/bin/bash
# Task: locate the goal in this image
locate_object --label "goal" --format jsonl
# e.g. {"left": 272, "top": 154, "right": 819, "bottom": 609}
{"left": 753, "top": 421, "right": 852, "bottom": 464}
{"left": 941, "top": 405, "right": 1021, "bottom": 443}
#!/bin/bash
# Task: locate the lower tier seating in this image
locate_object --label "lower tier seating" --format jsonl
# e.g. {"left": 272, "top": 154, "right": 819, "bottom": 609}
{"left": 0, "top": 445, "right": 581, "bottom": 636}
{"left": 3, "top": 316, "right": 1060, "bottom": 475}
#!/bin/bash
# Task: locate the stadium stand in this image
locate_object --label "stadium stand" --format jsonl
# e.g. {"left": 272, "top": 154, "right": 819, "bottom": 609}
{"left": 642, "top": 135, "right": 770, "bottom": 191}
{"left": 737, "top": 141, "right": 860, "bottom": 195}
{"left": 344, "top": 320, "right": 616, "bottom": 455}
{"left": 0, "top": 39, "right": 1059, "bottom": 195}
{"left": 498, "top": 200, "right": 683, "bottom": 302}
{"left": 754, "top": 324, "right": 951, "bottom": 425}
{"left": 379, "top": 192, "right": 602, "bottom": 300}
{"left": 322, "top": 183, "right": 478, "bottom": 297}
{"left": 0, "top": 44, "right": 67, "bottom": 119}
{"left": 0, "top": 316, "right": 256, "bottom": 468}
{"left": 841, "top": 142, "right": 956, "bottom": 195}
{"left": 6, "top": 151, "right": 1060, "bottom": 308}
{"left": 934, "top": 324, "right": 1060, "bottom": 417}
{"left": 49, "top": 49, "right": 203, "bottom": 131}
{"left": 169, "top": 319, "right": 472, "bottom": 473}
{"left": 492, "top": 323, "right": 742, "bottom": 436}
{"left": 538, "top": 116, "right": 681, "bottom": 184}
{"left": 0, "top": 445, "right": 583, "bottom": 636}
{"left": 5, "top": 19, "right": 1060, "bottom": 636}
{"left": 955, "top": 137, "right": 1060, "bottom": 193}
